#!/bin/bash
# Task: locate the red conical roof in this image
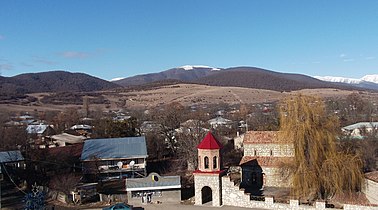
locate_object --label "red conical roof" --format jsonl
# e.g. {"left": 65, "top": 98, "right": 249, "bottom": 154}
{"left": 197, "top": 132, "right": 223, "bottom": 149}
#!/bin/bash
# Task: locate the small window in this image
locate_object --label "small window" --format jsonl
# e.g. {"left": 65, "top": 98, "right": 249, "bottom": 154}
{"left": 199, "top": 156, "right": 201, "bottom": 168}
{"left": 270, "top": 150, "right": 273, "bottom": 156}
{"left": 254, "top": 149, "right": 257, "bottom": 156}
{"left": 213, "top": 156, "right": 217, "bottom": 169}
{"left": 204, "top": 156, "right": 209, "bottom": 169}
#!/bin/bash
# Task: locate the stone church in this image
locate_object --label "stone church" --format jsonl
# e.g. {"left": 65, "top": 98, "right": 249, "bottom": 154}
{"left": 193, "top": 131, "right": 294, "bottom": 207}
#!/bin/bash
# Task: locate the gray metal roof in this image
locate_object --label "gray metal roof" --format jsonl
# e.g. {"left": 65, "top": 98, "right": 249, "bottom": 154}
{"left": 126, "top": 173, "right": 181, "bottom": 191}
{"left": 342, "top": 122, "right": 378, "bottom": 131}
{"left": 81, "top": 137, "right": 147, "bottom": 161}
{"left": 0, "top": 150, "right": 24, "bottom": 163}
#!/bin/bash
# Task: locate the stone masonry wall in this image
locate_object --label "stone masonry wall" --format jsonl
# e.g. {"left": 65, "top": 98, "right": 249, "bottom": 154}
{"left": 194, "top": 173, "right": 222, "bottom": 206}
{"left": 221, "top": 176, "right": 378, "bottom": 210}
{"left": 363, "top": 178, "right": 378, "bottom": 205}
{"left": 263, "top": 167, "right": 290, "bottom": 187}
{"left": 244, "top": 143, "right": 294, "bottom": 157}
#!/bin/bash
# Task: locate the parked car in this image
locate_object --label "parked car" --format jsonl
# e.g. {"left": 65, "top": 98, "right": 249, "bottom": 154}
{"left": 103, "top": 203, "right": 132, "bottom": 210}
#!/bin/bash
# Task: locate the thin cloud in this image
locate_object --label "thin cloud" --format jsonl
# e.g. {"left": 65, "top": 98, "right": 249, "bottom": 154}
{"left": 59, "top": 51, "right": 90, "bottom": 59}
{"left": 365, "top": 56, "right": 375, "bottom": 60}
{"left": 339, "top": 54, "right": 346, "bottom": 58}
{"left": 20, "top": 62, "right": 34, "bottom": 67}
{"left": 32, "top": 56, "right": 57, "bottom": 65}
{"left": 0, "top": 63, "right": 13, "bottom": 70}
{"left": 343, "top": 58, "right": 354, "bottom": 62}
{"left": 0, "top": 35, "right": 5, "bottom": 40}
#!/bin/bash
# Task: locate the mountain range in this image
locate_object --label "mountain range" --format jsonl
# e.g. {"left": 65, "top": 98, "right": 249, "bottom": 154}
{"left": 114, "top": 66, "right": 371, "bottom": 91}
{"left": 1, "top": 67, "right": 377, "bottom": 98}
{"left": 0, "top": 71, "right": 119, "bottom": 96}
{"left": 315, "top": 75, "right": 378, "bottom": 90}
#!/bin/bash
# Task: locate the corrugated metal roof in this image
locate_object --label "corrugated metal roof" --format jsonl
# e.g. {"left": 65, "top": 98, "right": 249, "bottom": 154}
{"left": 0, "top": 150, "right": 24, "bottom": 163}
{"left": 342, "top": 122, "right": 378, "bottom": 131}
{"left": 126, "top": 173, "right": 181, "bottom": 191}
{"left": 81, "top": 137, "right": 147, "bottom": 161}
{"left": 26, "top": 124, "right": 49, "bottom": 134}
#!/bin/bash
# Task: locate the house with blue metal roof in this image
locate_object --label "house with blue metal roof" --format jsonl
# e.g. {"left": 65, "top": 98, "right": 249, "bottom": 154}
{"left": 0, "top": 150, "right": 25, "bottom": 169}
{"left": 81, "top": 137, "right": 148, "bottom": 180}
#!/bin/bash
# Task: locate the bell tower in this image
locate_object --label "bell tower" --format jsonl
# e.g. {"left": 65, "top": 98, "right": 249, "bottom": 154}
{"left": 193, "top": 132, "right": 224, "bottom": 206}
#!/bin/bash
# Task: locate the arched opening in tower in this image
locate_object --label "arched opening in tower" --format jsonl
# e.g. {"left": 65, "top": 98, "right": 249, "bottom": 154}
{"left": 201, "top": 186, "right": 212, "bottom": 204}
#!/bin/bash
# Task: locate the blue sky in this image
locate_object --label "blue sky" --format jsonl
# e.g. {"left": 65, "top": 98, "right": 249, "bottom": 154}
{"left": 0, "top": 1, "right": 377, "bottom": 80}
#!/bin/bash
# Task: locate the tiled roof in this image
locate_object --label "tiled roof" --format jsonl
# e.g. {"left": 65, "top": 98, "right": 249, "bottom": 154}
{"left": 81, "top": 137, "right": 147, "bottom": 161}
{"left": 365, "top": 171, "right": 378, "bottom": 182}
{"left": 239, "top": 156, "right": 293, "bottom": 167}
{"left": 197, "top": 132, "right": 223, "bottom": 149}
{"left": 243, "top": 131, "right": 280, "bottom": 144}
{"left": 126, "top": 172, "right": 181, "bottom": 191}
{"left": 0, "top": 150, "right": 24, "bottom": 163}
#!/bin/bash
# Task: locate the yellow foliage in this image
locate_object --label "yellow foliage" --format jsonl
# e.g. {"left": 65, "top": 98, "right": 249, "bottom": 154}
{"left": 279, "top": 95, "right": 364, "bottom": 200}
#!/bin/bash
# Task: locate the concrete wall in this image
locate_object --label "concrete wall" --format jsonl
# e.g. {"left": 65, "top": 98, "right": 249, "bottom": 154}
{"left": 194, "top": 173, "right": 222, "bottom": 206}
{"left": 363, "top": 178, "right": 378, "bottom": 205}
{"left": 244, "top": 143, "right": 294, "bottom": 157}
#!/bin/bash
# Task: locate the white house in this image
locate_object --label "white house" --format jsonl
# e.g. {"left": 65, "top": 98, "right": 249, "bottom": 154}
{"left": 342, "top": 122, "right": 378, "bottom": 139}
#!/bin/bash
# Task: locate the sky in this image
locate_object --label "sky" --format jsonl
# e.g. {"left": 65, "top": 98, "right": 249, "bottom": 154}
{"left": 0, "top": 0, "right": 377, "bottom": 81}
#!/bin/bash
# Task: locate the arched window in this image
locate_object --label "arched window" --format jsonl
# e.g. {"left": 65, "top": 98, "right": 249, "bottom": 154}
{"left": 204, "top": 156, "right": 209, "bottom": 169}
{"left": 199, "top": 156, "right": 201, "bottom": 168}
{"left": 213, "top": 156, "right": 217, "bottom": 169}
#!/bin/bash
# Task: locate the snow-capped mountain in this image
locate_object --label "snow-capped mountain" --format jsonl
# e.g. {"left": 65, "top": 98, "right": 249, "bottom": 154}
{"left": 361, "top": 75, "right": 378, "bottom": 84}
{"left": 314, "top": 74, "right": 378, "bottom": 90}
{"left": 113, "top": 65, "right": 222, "bottom": 86}
{"left": 179, "top": 65, "right": 220, "bottom": 71}
{"left": 314, "top": 75, "right": 378, "bottom": 84}
{"left": 109, "top": 77, "right": 125, "bottom": 82}
{"left": 314, "top": 76, "right": 361, "bottom": 84}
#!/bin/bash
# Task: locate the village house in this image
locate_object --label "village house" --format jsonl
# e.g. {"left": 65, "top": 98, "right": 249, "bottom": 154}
{"left": 80, "top": 137, "right": 148, "bottom": 181}
{"left": 0, "top": 150, "right": 25, "bottom": 169}
{"left": 342, "top": 122, "right": 378, "bottom": 139}
{"left": 47, "top": 133, "right": 87, "bottom": 147}
{"left": 26, "top": 124, "right": 56, "bottom": 145}
{"left": 208, "top": 116, "right": 233, "bottom": 128}
{"left": 126, "top": 172, "right": 181, "bottom": 204}
{"left": 239, "top": 131, "right": 294, "bottom": 188}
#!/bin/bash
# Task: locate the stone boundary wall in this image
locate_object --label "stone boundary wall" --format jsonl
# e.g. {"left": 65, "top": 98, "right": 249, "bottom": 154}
{"left": 221, "top": 176, "right": 378, "bottom": 210}
{"left": 363, "top": 178, "right": 378, "bottom": 205}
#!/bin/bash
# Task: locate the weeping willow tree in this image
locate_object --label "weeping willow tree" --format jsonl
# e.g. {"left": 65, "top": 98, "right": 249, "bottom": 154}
{"left": 279, "top": 95, "right": 364, "bottom": 200}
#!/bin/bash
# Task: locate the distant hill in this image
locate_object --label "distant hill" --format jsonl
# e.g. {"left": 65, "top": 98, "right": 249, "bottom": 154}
{"left": 195, "top": 67, "right": 357, "bottom": 91}
{"left": 0, "top": 71, "right": 120, "bottom": 95}
{"left": 115, "top": 66, "right": 365, "bottom": 92}
{"left": 113, "top": 65, "right": 221, "bottom": 87}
